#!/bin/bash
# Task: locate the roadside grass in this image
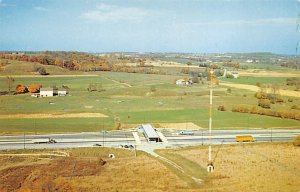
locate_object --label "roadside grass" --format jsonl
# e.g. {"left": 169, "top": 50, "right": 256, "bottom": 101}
{"left": 118, "top": 109, "right": 300, "bottom": 129}
{"left": 0, "top": 118, "right": 115, "bottom": 135}
{"left": 69, "top": 147, "right": 137, "bottom": 158}
{"left": 156, "top": 149, "right": 208, "bottom": 187}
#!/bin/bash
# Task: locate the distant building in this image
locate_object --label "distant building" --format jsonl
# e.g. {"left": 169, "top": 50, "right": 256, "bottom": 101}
{"left": 57, "top": 89, "right": 67, "bottom": 96}
{"left": 176, "top": 79, "right": 192, "bottom": 86}
{"left": 40, "top": 87, "right": 53, "bottom": 97}
{"left": 231, "top": 72, "right": 239, "bottom": 78}
{"left": 39, "top": 87, "right": 68, "bottom": 97}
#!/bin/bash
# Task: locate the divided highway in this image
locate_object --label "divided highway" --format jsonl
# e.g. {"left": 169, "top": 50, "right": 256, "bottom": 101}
{"left": 0, "top": 129, "right": 299, "bottom": 150}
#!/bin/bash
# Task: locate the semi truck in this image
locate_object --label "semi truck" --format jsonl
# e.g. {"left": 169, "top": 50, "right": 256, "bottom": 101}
{"left": 33, "top": 138, "right": 57, "bottom": 144}
{"left": 236, "top": 135, "right": 256, "bottom": 142}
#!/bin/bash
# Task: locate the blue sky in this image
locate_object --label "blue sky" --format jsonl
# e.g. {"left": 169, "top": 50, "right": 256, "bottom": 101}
{"left": 0, "top": 0, "right": 299, "bottom": 54}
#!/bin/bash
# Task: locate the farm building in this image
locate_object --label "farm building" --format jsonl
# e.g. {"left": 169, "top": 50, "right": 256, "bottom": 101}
{"left": 139, "top": 124, "right": 161, "bottom": 142}
{"left": 57, "top": 89, "right": 67, "bottom": 96}
{"left": 39, "top": 87, "right": 68, "bottom": 97}
{"left": 176, "top": 79, "right": 192, "bottom": 86}
{"left": 40, "top": 87, "right": 53, "bottom": 97}
{"left": 231, "top": 72, "right": 239, "bottom": 78}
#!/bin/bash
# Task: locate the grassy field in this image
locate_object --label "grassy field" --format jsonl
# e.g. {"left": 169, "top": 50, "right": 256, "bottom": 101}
{"left": 159, "top": 142, "right": 300, "bottom": 192}
{"left": 0, "top": 143, "right": 299, "bottom": 191}
{"left": 0, "top": 147, "right": 200, "bottom": 192}
{"left": 0, "top": 66, "right": 299, "bottom": 134}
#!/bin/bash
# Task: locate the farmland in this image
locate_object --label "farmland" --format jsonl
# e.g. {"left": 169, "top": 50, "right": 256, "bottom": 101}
{"left": 0, "top": 61, "right": 300, "bottom": 135}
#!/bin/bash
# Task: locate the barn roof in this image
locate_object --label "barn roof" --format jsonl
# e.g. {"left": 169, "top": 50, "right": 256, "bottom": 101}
{"left": 40, "top": 87, "right": 53, "bottom": 91}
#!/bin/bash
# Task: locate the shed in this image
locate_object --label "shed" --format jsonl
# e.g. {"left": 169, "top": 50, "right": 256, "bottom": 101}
{"left": 57, "top": 89, "right": 67, "bottom": 96}
{"left": 140, "top": 124, "right": 161, "bottom": 142}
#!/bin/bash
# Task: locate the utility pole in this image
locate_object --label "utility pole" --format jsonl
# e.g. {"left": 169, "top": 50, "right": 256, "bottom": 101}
{"left": 207, "top": 68, "right": 214, "bottom": 173}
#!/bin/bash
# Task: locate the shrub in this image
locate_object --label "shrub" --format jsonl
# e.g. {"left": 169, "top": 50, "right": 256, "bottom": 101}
{"left": 258, "top": 99, "right": 271, "bottom": 109}
{"left": 255, "top": 92, "right": 267, "bottom": 99}
{"left": 293, "top": 135, "right": 300, "bottom": 146}
{"left": 217, "top": 105, "right": 226, "bottom": 111}
{"left": 28, "top": 84, "right": 42, "bottom": 93}
{"left": 16, "top": 84, "right": 28, "bottom": 94}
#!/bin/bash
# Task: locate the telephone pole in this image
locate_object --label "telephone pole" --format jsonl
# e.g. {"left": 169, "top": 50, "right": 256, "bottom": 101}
{"left": 207, "top": 68, "right": 214, "bottom": 172}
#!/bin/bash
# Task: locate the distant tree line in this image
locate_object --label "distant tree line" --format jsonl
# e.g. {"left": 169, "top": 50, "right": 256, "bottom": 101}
{"left": 232, "top": 105, "right": 300, "bottom": 121}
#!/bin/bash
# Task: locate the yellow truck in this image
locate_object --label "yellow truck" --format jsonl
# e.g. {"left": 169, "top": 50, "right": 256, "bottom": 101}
{"left": 236, "top": 135, "right": 256, "bottom": 142}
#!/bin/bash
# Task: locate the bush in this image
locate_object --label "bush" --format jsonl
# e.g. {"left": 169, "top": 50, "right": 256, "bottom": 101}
{"left": 293, "top": 135, "right": 300, "bottom": 146}
{"left": 16, "top": 84, "right": 28, "bottom": 94}
{"left": 28, "top": 84, "right": 42, "bottom": 93}
{"left": 255, "top": 92, "right": 267, "bottom": 99}
{"left": 217, "top": 105, "right": 226, "bottom": 111}
{"left": 258, "top": 99, "right": 271, "bottom": 109}
{"left": 36, "top": 66, "right": 48, "bottom": 75}
{"left": 150, "top": 85, "right": 157, "bottom": 92}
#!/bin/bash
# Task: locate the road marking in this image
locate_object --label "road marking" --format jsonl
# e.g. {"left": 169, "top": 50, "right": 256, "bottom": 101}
{"left": 132, "top": 132, "right": 141, "bottom": 145}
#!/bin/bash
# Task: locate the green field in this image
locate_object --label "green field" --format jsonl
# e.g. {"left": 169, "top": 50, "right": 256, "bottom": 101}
{"left": 0, "top": 70, "right": 299, "bottom": 135}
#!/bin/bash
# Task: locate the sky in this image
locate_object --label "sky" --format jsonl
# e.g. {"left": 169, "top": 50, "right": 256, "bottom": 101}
{"left": 0, "top": 0, "right": 299, "bottom": 54}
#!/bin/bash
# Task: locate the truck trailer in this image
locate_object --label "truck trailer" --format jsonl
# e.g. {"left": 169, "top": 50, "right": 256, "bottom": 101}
{"left": 236, "top": 135, "right": 256, "bottom": 142}
{"left": 33, "top": 138, "right": 57, "bottom": 144}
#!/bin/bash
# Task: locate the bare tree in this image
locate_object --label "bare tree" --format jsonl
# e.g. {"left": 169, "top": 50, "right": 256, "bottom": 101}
{"left": 6, "top": 76, "right": 15, "bottom": 95}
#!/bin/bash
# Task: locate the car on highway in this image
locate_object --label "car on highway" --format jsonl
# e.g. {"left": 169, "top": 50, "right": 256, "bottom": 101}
{"left": 178, "top": 130, "right": 194, "bottom": 135}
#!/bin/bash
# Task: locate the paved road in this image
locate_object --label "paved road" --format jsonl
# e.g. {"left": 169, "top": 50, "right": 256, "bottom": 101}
{"left": 0, "top": 129, "right": 299, "bottom": 150}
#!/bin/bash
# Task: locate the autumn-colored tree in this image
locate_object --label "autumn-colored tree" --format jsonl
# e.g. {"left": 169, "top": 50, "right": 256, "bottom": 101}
{"left": 16, "top": 84, "right": 28, "bottom": 94}
{"left": 28, "top": 84, "right": 42, "bottom": 93}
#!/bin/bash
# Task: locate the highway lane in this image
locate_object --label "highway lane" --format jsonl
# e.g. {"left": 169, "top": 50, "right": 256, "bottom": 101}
{"left": 0, "top": 129, "right": 299, "bottom": 150}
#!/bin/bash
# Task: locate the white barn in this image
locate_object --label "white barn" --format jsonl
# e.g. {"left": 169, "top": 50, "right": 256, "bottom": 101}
{"left": 40, "top": 87, "right": 53, "bottom": 97}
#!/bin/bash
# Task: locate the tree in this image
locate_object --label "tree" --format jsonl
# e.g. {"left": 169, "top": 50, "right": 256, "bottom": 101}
{"left": 6, "top": 76, "right": 14, "bottom": 95}
{"left": 186, "top": 61, "right": 192, "bottom": 66}
{"left": 37, "top": 66, "right": 48, "bottom": 75}
{"left": 16, "top": 84, "right": 28, "bottom": 94}
{"left": 28, "top": 84, "right": 42, "bottom": 93}
{"left": 258, "top": 99, "right": 271, "bottom": 109}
